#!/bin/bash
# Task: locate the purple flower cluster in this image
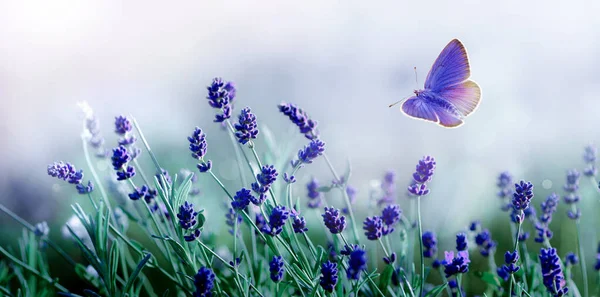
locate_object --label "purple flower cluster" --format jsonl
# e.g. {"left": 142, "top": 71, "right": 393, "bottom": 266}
{"left": 583, "top": 145, "right": 597, "bottom": 177}
{"left": 292, "top": 139, "right": 326, "bottom": 167}
{"left": 378, "top": 170, "right": 396, "bottom": 205}
{"left": 408, "top": 156, "right": 436, "bottom": 196}
{"left": 114, "top": 116, "right": 141, "bottom": 159}
{"left": 306, "top": 178, "right": 322, "bottom": 208}
{"left": 362, "top": 204, "right": 401, "bottom": 240}
{"left": 456, "top": 233, "right": 467, "bottom": 251}
{"left": 261, "top": 206, "right": 290, "bottom": 236}
{"left": 565, "top": 252, "right": 578, "bottom": 266}
{"left": 322, "top": 207, "right": 346, "bottom": 234}
{"left": 595, "top": 243, "right": 600, "bottom": 271}
{"left": 251, "top": 165, "right": 278, "bottom": 205}
{"left": 497, "top": 171, "right": 513, "bottom": 211}
{"left": 178, "top": 202, "right": 201, "bottom": 241}
{"left": 363, "top": 216, "right": 384, "bottom": 240}
{"left": 206, "top": 77, "right": 236, "bottom": 122}
{"left": 111, "top": 146, "right": 136, "bottom": 180}
{"left": 320, "top": 261, "right": 338, "bottom": 292}
{"left": 475, "top": 229, "right": 497, "bottom": 257}
{"left": 85, "top": 115, "right": 108, "bottom": 158}
{"left": 188, "top": 127, "right": 212, "bottom": 173}
{"left": 563, "top": 169, "right": 581, "bottom": 220}
{"left": 193, "top": 267, "right": 215, "bottom": 297}
{"left": 502, "top": 251, "right": 520, "bottom": 274}
{"left": 269, "top": 256, "right": 285, "bottom": 282}
{"left": 346, "top": 247, "right": 368, "bottom": 280}
{"left": 234, "top": 107, "right": 259, "bottom": 145}
{"left": 278, "top": 102, "right": 319, "bottom": 140}
{"left": 539, "top": 248, "right": 568, "bottom": 297}
{"left": 442, "top": 250, "right": 470, "bottom": 277}
{"left": 511, "top": 180, "right": 534, "bottom": 223}
{"left": 535, "top": 193, "right": 559, "bottom": 243}
{"left": 47, "top": 162, "right": 93, "bottom": 194}
{"left": 422, "top": 231, "right": 438, "bottom": 258}
{"left": 231, "top": 188, "right": 253, "bottom": 210}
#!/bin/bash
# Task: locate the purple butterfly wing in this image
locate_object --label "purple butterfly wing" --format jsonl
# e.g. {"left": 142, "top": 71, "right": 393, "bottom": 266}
{"left": 424, "top": 39, "right": 471, "bottom": 92}
{"left": 438, "top": 80, "right": 481, "bottom": 117}
{"left": 402, "top": 97, "right": 464, "bottom": 128}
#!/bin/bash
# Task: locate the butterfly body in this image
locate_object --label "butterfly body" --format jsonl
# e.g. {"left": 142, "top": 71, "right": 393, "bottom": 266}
{"left": 396, "top": 39, "right": 481, "bottom": 128}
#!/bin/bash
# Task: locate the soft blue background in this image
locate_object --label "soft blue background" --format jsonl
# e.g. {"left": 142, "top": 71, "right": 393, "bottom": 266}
{"left": 1, "top": 1, "right": 599, "bottom": 254}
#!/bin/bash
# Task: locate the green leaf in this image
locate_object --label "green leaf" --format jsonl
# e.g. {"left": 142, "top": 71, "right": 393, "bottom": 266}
{"left": 109, "top": 241, "right": 120, "bottom": 294}
{"left": 475, "top": 271, "right": 502, "bottom": 288}
{"left": 424, "top": 283, "right": 448, "bottom": 297}
{"left": 316, "top": 186, "right": 333, "bottom": 193}
{"left": 379, "top": 265, "right": 395, "bottom": 291}
{"left": 122, "top": 253, "right": 152, "bottom": 297}
{"left": 161, "top": 289, "right": 169, "bottom": 297}
{"left": 197, "top": 213, "right": 206, "bottom": 229}
{"left": 151, "top": 236, "right": 191, "bottom": 266}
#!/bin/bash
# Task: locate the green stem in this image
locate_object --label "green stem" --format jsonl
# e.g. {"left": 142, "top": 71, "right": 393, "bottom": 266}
{"left": 508, "top": 213, "right": 523, "bottom": 297}
{"left": 0, "top": 246, "right": 69, "bottom": 293}
{"left": 575, "top": 219, "right": 589, "bottom": 297}
{"left": 82, "top": 137, "right": 113, "bottom": 224}
{"left": 322, "top": 153, "right": 359, "bottom": 243}
{"left": 416, "top": 196, "right": 424, "bottom": 297}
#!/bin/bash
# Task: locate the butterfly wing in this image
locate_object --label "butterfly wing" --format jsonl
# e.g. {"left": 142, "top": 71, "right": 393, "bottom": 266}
{"left": 401, "top": 96, "right": 465, "bottom": 128}
{"left": 424, "top": 39, "right": 471, "bottom": 92}
{"left": 437, "top": 80, "right": 481, "bottom": 116}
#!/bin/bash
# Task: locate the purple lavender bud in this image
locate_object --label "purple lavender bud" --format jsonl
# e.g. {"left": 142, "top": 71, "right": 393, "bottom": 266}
{"left": 278, "top": 102, "right": 319, "bottom": 140}
{"left": 383, "top": 252, "right": 397, "bottom": 264}
{"left": 412, "top": 156, "right": 436, "bottom": 184}
{"left": 114, "top": 116, "right": 132, "bottom": 135}
{"left": 540, "top": 193, "right": 559, "bottom": 223}
{"left": 261, "top": 206, "right": 290, "bottom": 236}
{"left": 381, "top": 204, "right": 401, "bottom": 235}
{"left": 518, "top": 231, "right": 530, "bottom": 242}
{"left": 539, "top": 248, "right": 569, "bottom": 296}
{"left": 128, "top": 185, "right": 149, "bottom": 200}
{"left": 177, "top": 201, "right": 198, "bottom": 230}
{"left": 567, "top": 209, "right": 581, "bottom": 220}
{"left": 306, "top": 177, "right": 322, "bottom": 209}
{"left": 443, "top": 251, "right": 470, "bottom": 277}
{"left": 584, "top": 145, "right": 597, "bottom": 164}
{"left": 206, "top": 78, "right": 233, "bottom": 109}
{"left": 225, "top": 207, "right": 242, "bottom": 235}
{"left": 502, "top": 251, "right": 520, "bottom": 274}
{"left": 497, "top": 266, "right": 509, "bottom": 281}
{"left": 512, "top": 180, "right": 534, "bottom": 211}
{"left": 283, "top": 173, "right": 296, "bottom": 183}
{"left": 118, "top": 135, "right": 137, "bottom": 146}
{"left": 340, "top": 244, "right": 359, "bottom": 256}
{"left": 48, "top": 162, "right": 85, "bottom": 186}
{"left": 422, "top": 231, "right": 438, "bottom": 258}
{"left": 76, "top": 181, "right": 94, "bottom": 194}
{"left": 188, "top": 127, "right": 208, "bottom": 160}
{"left": 292, "top": 216, "right": 308, "bottom": 234}
{"left": 184, "top": 229, "right": 201, "bottom": 242}
{"left": 116, "top": 166, "right": 135, "bottom": 181}
{"left": 269, "top": 256, "right": 285, "bottom": 282}
{"left": 111, "top": 146, "right": 130, "bottom": 170}
{"left": 234, "top": 107, "right": 259, "bottom": 144}
{"left": 363, "top": 216, "right": 383, "bottom": 240}
{"left": 197, "top": 161, "right": 212, "bottom": 173}
{"left": 322, "top": 207, "right": 346, "bottom": 234}
{"left": 194, "top": 267, "right": 215, "bottom": 297}
{"left": 456, "top": 233, "right": 468, "bottom": 251}
{"left": 408, "top": 183, "right": 430, "bottom": 196}
{"left": 432, "top": 259, "right": 442, "bottom": 269}
{"left": 378, "top": 170, "right": 396, "bottom": 205}
{"left": 320, "top": 261, "right": 338, "bottom": 292}
{"left": 295, "top": 139, "right": 326, "bottom": 165}
{"left": 469, "top": 220, "right": 481, "bottom": 232}
{"left": 534, "top": 223, "right": 553, "bottom": 243}
{"left": 564, "top": 169, "right": 580, "bottom": 193}
{"left": 565, "top": 252, "right": 578, "bottom": 266}
{"left": 231, "top": 188, "right": 253, "bottom": 210}
{"left": 347, "top": 247, "right": 368, "bottom": 280}
{"left": 475, "top": 229, "right": 497, "bottom": 257}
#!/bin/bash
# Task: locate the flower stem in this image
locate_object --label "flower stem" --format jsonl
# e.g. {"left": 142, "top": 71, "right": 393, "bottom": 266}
{"left": 575, "top": 219, "right": 589, "bottom": 297}
{"left": 508, "top": 213, "right": 523, "bottom": 297}
{"left": 416, "top": 196, "right": 424, "bottom": 297}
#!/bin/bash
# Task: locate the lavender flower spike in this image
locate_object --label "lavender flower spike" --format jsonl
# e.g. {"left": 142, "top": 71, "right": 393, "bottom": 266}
{"left": 278, "top": 102, "right": 319, "bottom": 140}
{"left": 234, "top": 107, "right": 259, "bottom": 145}
{"left": 322, "top": 207, "right": 346, "bottom": 234}
{"left": 292, "top": 139, "right": 326, "bottom": 167}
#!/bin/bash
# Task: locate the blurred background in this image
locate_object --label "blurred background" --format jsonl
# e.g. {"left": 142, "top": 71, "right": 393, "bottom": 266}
{"left": 1, "top": 0, "right": 600, "bottom": 293}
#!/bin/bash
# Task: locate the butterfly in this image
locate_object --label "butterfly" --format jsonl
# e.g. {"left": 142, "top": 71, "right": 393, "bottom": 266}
{"left": 390, "top": 39, "right": 481, "bottom": 128}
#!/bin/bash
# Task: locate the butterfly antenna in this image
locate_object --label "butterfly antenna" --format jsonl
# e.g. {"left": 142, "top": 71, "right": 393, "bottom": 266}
{"left": 414, "top": 66, "right": 419, "bottom": 88}
{"left": 388, "top": 96, "right": 411, "bottom": 108}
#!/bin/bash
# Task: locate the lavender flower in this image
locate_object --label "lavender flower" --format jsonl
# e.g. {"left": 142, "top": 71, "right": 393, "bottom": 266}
{"left": 47, "top": 162, "right": 84, "bottom": 184}
{"left": 512, "top": 180, "right": 534, "bottom": 223}
{"left": 536, "top": 193, "right": 559, "bottom": 242}
{"left": 502, "top": 251, "right": 520, "bottom": 274}
{"left": 76, "top": 181, "right": 94, "bottom": 194}
{"left": 116, "top": 166, "right": 135, "bottom": 181}
{"left": 193, "top": 267, "right": 215, "bottom": 297}
{"left": 469, "top": 220, "right": 481, "bottom": 232}
{"left": 456, "top": 233, "right": 467, "bottom": 251}
{"left": 565, "top": 252, "right": 578, "bottom": 266}
{"left": 292, "top": 139, "right": 326, "bottom": 167}
{"left": 128, "top": 185, "right": 149, "bottom": 201}
{"left": 563, "top": 169, "right": 581, "bottom": 220}
{"left": 269, "top": 256, "right": 285, "bottom": 282}
{"left": 363, "top": 216, "right": 383, "bottom": 240}
{"left": 320, "top": 261, "right": 338, "bottom": 292}
{"left": 322, "top": 207, "right": 346, "bottom": 234}
{"left": 381, "top": 204, "right": 401, "bottom": 235}
{"left": 497, "top": 171, "right": 513, "bottom": 198}
{"left": 261, "top": 206, "right": 290, "bottom": 236}
{"left": 225, "top": 207, "right": 242, "bottom": 235}
{"left": 564, "top": 169, "right": 580, "bottom": 193}
{"left": 188, "top": 127, "right": 212, "bottom": 173}
{"left": 278, "top": 102, "right": 319, "bottom": 140}
{"left": 292, "top": 216, "right": 308, "bottom": 234}
{"left": 347, "top": 247, "right": 367, "bottom": 280}
{"left": 306, "top": 178, "right": 322, "bottom": 208}
{"left": 231, "top": 188, "right": 253, "bottom": 210}
{"left": 251, "top": 165, "right": 278, "bottom": 205}
{"left": 595, "top": 243, "right": 600, "bottom": 271}
{"left": 206, "top": 77, "right": 236, "bottom": 122}
{"left": 497, "top": 267, "right": 509, "bottom": 282}
{"left": 234, "top": 107, "right": 259, "bottom": 144}
{"left": 177, "top": 202, "right": 198, "bottom": 230}
{"left": 539, "top": 248, "right": 568, "bottom": 297}
{"left": 111, "top": 146, "right": 135, "bottom": 180}
{"left": 475, "top": 229, "right": 496, "bottom": 257}
{"left": 518, "top": 231, "right": 530, "bottom": 242}
{"left": 443, "top": 250, "right": 470, "bottom": 277}
{"left": 34, "top": 222, "right": 50, "bottom": 238}
{"left": 378, "top": 170, "right": 396, "bottom": 205}
{"left": 422, "top": 231, "right": 437, "bottom": 258}
{"left": 114, "top": 116, "right": 132, "bottom": 135}
{"left": 583, "top": 145, "right": 597, "bottom": 177}
{"left": 408, "top": 156, "right": 436, "bottom": 196}
{"left": 383, "top": 252, "right": 397, "bottom": 264}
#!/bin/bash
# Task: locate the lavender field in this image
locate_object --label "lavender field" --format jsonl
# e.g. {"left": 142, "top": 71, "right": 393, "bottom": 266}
{"left": 1, "top": 1, "right": 600, "bottom": 297}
